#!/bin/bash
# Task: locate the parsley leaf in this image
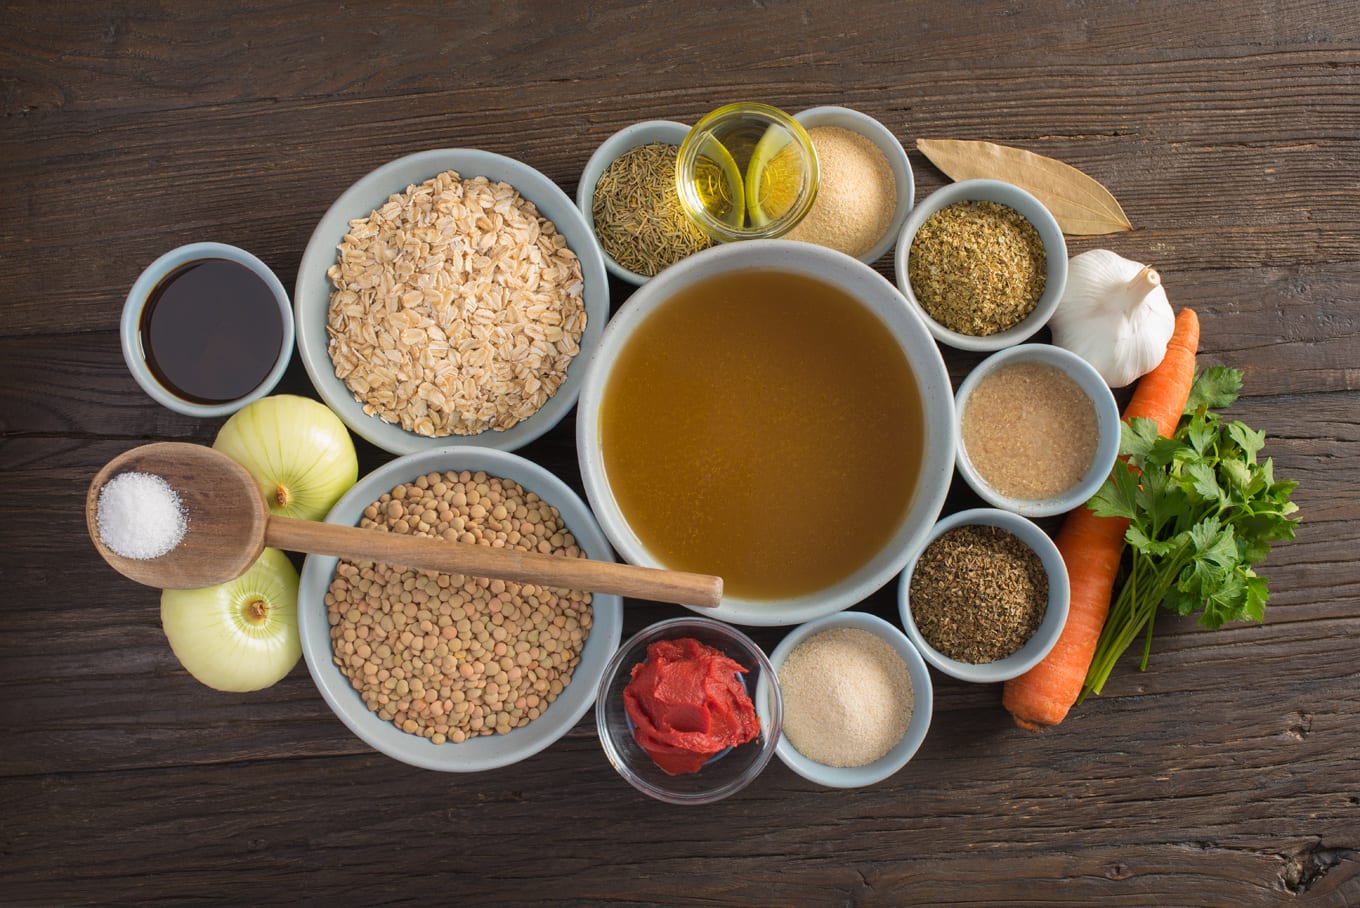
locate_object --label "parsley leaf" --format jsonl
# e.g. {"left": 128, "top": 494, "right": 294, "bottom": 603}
{"left": 1081, "top": 367, "right": 1301, "bottom": 697}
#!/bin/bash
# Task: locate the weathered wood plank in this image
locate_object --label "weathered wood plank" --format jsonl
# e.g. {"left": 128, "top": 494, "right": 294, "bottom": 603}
{"left": 4, "top": 1, "right": 1359, "bottom": 904}
{"left": 4, "top": 672, "right": 1358, "bottom": 905}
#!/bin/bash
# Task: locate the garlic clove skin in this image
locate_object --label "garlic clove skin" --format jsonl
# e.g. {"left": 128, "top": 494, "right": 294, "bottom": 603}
{"left": 1049, "top": 249, "right": 1176, "bottom": 388}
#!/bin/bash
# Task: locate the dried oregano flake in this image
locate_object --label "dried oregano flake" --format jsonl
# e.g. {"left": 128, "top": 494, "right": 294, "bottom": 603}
{"left": 908, "top": 200, "right": 1046, "bottom": 336}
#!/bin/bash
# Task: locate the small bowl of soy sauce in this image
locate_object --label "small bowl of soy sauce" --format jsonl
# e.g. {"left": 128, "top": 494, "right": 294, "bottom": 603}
{"left": 121, "top": 242, "right": 294, "bottom": 417}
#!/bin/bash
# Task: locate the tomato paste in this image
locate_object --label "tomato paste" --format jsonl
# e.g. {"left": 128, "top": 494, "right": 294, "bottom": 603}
{"left": 623, "top": 636, "right": 760, "bottom": 775}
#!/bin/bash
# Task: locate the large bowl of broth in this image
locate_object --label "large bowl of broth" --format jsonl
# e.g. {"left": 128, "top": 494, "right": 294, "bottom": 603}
{"left": 576, "top": 240, "right": 956, "bottom": 627}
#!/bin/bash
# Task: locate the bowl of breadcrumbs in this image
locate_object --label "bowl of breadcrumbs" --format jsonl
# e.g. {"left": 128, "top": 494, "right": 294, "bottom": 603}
{"left": 295, "top": 148, "right": 610, "bottom": 454}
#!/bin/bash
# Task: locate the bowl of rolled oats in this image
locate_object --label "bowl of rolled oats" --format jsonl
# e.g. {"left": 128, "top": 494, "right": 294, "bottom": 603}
{"left": 295, "top": 149, "right": 610, "bottom": 454}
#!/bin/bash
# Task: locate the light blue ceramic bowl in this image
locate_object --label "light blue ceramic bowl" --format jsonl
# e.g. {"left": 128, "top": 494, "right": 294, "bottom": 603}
{"left": 757, "top": 612, "right": 933, "bottom": 789}
{"left": 120, "top": 242, "right": 294, "bottom": 417}
{"left": 792, "top": 106, "right": 915, "bottom": 265}
{"left": 894, "top": 178, "right": 1067, "bottom": 352}
{"left": 576, "top": 239, "right": 956, "bottom": 628}
{"left": 899, "top": 508, "right": 1070, "bottom": 684}
{"left": 576, "top": 119, "right": 694, "bottom": 285}
{"left": 954, "top": 343, "right": 1121, "bottom": 518}
{"left": 296, "top": 446, "right": 624, "bottom": 773}
{"left": 294, "top": 148, "right": 609, "bottom": 455}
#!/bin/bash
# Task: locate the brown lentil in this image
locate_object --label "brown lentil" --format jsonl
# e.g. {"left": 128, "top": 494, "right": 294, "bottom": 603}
{"left": 909, "top": 525, "right": 1048, "bottom": 663}
{"left": 961, "top": 361, "right": 1099, "bottom": 500}
{"left": 907, "top": 200, "right": 1046, "bottom": 336}
{"left": 325, "top": 470, "right": 593, "bottom": 743}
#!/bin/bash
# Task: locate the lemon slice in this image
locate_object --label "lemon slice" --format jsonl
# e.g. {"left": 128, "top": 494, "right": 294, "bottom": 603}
{"left": 690, "top": 136, "right": 746, "bottom": 231}
{"left": 744, "top": 125, "right": 802, "bottom": 227}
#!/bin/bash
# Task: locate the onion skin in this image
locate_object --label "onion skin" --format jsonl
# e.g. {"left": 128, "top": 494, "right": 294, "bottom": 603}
{"left": 160, "top": 548, "right": 301, "bottom": 692}
{"left": 213, "top": 394, "right": 358, "bottom": 521}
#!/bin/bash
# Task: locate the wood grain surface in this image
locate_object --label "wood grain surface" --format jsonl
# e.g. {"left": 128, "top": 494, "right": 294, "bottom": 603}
{"left": 3, "top": 1, "right": 1357, "bottom": 905}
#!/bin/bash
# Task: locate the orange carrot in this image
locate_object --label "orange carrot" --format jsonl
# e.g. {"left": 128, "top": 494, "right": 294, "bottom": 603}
{"left": 1003, "top": 308, "right": 1200, "bottom": 730}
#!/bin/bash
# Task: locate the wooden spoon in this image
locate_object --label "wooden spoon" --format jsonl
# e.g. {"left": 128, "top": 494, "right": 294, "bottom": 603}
{"left": 85, "top": 442, "right": 723, "bottom": 608}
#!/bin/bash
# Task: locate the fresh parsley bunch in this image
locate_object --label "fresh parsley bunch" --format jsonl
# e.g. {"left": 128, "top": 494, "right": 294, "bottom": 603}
{"left": 1082, "top": 366, "right": 1300, "bottom": 697}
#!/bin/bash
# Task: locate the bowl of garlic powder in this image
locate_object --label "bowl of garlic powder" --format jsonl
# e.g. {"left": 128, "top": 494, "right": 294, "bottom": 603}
{"left": 756, "top": 611, "right": 933, "bottom": 788}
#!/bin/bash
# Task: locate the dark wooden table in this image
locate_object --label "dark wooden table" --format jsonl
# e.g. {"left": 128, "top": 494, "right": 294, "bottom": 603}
{"left": 3, "top": 2, "right": 1357, "bottom": 904}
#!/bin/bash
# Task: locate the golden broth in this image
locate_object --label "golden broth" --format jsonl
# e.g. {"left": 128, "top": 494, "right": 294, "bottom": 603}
{"left": 600, "top": 269, "right": 924, "bottom": 600}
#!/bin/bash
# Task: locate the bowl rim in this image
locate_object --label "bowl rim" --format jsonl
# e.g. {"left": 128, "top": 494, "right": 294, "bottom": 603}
{"left": 898, "top": 507, "right": 1071, "bottom": 683}
{"left": 953, "top": 343, "right": 1122, "bottom": 518}
{"left": 574, "top": 238, "right": 957, "bottom": 627}
{"left": 296, "top": 445, "right": 624, "bottom": 772}
{"left": 293, "top": 147, "right": 610, "bottom": 455}
{"left": 791, "top": 105, "right": 916, "bottom": 265}
{"left": 575, "top": 119, "right": 694, "bottom": 286}
{"left": 893, "top": 177, "right": 1068, "bottom": 352}
{"left": 595, "top": 615, "right": 783, "bottom": 804}
{"left": 121, "top": 241, "right": 294, "bottom": 417}
{"left": 758, "top": 611, "right": 933, "bottom": 788}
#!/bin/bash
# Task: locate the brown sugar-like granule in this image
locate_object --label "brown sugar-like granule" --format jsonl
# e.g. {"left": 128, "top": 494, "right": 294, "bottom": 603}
{"left": 960, "top": 361, "right": 1099, "bottom": 501}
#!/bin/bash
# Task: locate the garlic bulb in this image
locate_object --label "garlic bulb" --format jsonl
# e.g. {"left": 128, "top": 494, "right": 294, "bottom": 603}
{"left": 1049, "top": 249, "right": 1176, "bottom": 388}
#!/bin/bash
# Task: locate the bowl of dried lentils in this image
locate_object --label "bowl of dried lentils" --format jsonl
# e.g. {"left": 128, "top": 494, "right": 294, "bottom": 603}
{"left": 894, "top": 178, "right": 1067, "bottom": 352}
{"left": 898, "top": 508, "right": 1070, "bottom": 684}
{"left": 296, "top": 446, "right": 624, "bottom": 772}
{"left": 294, "top": 148, "right": 610, "bottom": 456}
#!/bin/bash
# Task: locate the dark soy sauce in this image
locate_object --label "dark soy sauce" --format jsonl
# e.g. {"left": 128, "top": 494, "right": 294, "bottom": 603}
{"left": 138, "top": 258, "right": 284, "bottom": 405}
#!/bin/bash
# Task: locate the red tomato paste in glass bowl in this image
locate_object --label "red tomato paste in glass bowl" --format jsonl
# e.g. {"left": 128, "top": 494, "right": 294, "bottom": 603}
{"left": 596, "top": 617, "right": 782, "bottom": 804}
{"left": 623, "top": 637, "right": 760, "bottom": 775}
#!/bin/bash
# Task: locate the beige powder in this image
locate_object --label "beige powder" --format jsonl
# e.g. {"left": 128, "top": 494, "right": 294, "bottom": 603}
{"left": 960, "top": 361, "right": 1099, "bottom": 500}
{"left": 784, "top": 126, "right": 896, "bottom": 259}
{"left": 778, "top": 627, "right": 913, "bottom": 768}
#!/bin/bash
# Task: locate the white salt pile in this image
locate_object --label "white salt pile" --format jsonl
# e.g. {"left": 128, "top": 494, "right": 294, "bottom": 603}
{"left": 96, "top": 471, "right": 188, "bottom": 560}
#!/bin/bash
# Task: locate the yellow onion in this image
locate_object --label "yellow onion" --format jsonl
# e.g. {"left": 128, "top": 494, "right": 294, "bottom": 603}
{"left": 213, "top": 394, "right": 358, "bottom": 520}
{"left": 160, "top": 548, "right": 300, "bottom": 692}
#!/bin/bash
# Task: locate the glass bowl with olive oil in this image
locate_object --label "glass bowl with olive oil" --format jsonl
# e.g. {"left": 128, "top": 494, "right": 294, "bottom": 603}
{"left": 674, "top": 103, "right": 820, "bottom": 243}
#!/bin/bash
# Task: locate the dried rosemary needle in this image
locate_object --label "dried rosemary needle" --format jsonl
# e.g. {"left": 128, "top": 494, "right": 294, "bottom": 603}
{"left": 592, "top": 143, "right": 712, "bottom": 276}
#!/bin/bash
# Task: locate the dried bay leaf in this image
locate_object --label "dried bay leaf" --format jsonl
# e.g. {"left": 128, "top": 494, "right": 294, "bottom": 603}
{"left": 916, "top": 138, "right": 1133, "bottom": 236}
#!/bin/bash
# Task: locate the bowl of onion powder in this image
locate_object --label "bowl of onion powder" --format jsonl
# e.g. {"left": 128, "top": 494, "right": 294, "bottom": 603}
{"left": 756, "top": 611, "right": 932, "bottom": 788}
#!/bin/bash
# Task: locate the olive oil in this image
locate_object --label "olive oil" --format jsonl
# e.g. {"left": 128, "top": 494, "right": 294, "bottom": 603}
{"left": 689, "top": 124, "right": 807, "bottom": 229}
{"left": 600, "top": 270, "right": 925, "bottom": 601}
{"left": 138, "top": 258, "right": 284, "bottom": 405}
{"left": 675, "top": 103, "right": 819, "bottom": 241}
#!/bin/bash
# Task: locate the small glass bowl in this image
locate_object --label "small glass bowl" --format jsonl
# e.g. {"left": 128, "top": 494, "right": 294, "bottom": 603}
{"left": 899, "top": 508, "right": 1070, "bottom": 684}
{"left": 675, "top": 102, "right": 819, "bottom": 243}
{"left": 595, "top": 616, "right": 783, "bottom": 805}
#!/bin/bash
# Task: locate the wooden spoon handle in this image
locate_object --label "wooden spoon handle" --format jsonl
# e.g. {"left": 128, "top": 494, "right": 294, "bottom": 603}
{"left": 264, "top": 515, "right": 722, "bottom": 608}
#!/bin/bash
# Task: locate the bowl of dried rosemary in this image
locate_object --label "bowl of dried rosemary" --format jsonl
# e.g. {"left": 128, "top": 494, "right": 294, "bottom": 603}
{"left": 577, "top": 120, "right": 715, "bottom": 285}
{"left": 894, "top": 178, "right": 1067, "bottom": 352}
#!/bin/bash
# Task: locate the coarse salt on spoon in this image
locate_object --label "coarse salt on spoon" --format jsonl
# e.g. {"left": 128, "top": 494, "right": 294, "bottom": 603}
{"left": 85, "top": 442, "right": 723, "bottom": 608}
